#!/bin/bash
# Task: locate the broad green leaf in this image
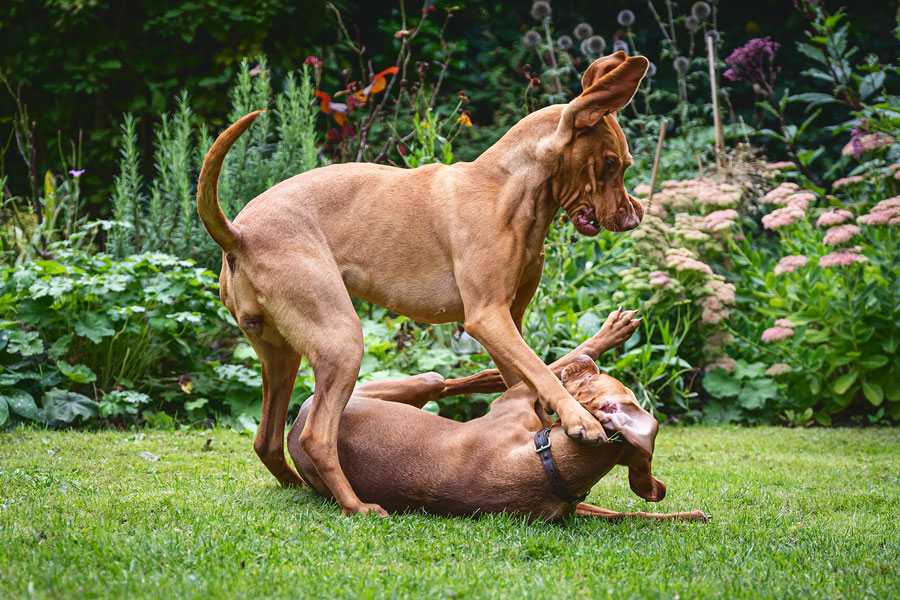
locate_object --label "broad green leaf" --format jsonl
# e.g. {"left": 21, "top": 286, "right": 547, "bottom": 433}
{"left": 0, "top": 398, "right": 7, "bottom": 426}
{"left": 184, "top": 397, "right": 209, "bottom": 412}
{"left": 3, "top": 389, "right": 39, "bottom": 421}
{"left": 56, "top": 360, "right": 97, "bottom": 384}
{"left": 233, "top": 344, "right": 258, "bottom": 362}
{"left": 734, "top": 361, "right": 767, "bottom": 380}
{"left": 422, "top": 400, "right": 440, "bottom": 415}
{"left": 737, "top": 379, "right": 778, "bottom": 410}
{"left": 814, "top": 410, "right": 832, "bottom": 426}
{"left": 7, "top": 330, "right": 43, "bottom": 357}
{"left": 28, "top": 277, "right": 73, "bottom": 300}
{"left": 833, "top": 370, "right": 858, "bottom": 395}
{"left": 862, "top": 381, "right": 884, "bottom": 406}
{"left": 73, "top": 313, "right": 115, "bottom": 344}
{"left": 860, "top": 354, "right": 888, "bottom": 370}
{"left": 883, "top": 336, "right": 898, "bottom": 354}
{"left": 703, "top": 369, "right": 742, "bottom": 399}
{"left": 42, "top": 388, "right": 99, "bottom": 423}
{"left": 48, "top": 334, "right": 73, "bottom": 360}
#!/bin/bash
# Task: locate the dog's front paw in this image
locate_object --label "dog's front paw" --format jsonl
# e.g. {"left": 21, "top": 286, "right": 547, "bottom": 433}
{"left": 341, "top": 502, "right": 389, "bottom": 518}
{"left": 596, "top": 307, "right": 641, "bottom": 348}
{"left": 560, "top": 405, "right": 609, "bottom": 445}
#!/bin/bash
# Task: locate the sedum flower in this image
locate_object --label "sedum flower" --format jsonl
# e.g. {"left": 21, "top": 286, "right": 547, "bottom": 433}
{"left": 774, "top": 254, "right": 808, "bottom": 275}
{"left": 857, "top": 196, "right": 900, "bottom": 226}
{"left": 703, "top": 209, "right": 739, "bottom": 232}
{"left": 774, "top": 318, "right": 795, "bottom": 328}
{"left": 832, "top": 175, "right": 865, "bottom": 189}
{"left": 761, "top": 206, "right": 805, "bottom": 230}
{"left": 816, "top": 209, "right": 853, "bottom": 228}
{"left": 818, "top": 246, "right": 867, "bottom": 267}
{"left": 666, "top": 247, "right": 713, "bottom": 274}
{"left": 765, "top": 363, "right": 792, "bottom": 376}
{"left": 760, "top": 182, "right": 799, "bottom": 204}
{"left": 822, "top": 223, "right": 860, "bottom": 246}
{"left": 785, "top": 191, "right": 815, "bottom": 211}
{"left": 705, "top": 357, "right": 737, "bottom": 372}
{"left": 761, "top": 326, "right": 794, "bottom": 342}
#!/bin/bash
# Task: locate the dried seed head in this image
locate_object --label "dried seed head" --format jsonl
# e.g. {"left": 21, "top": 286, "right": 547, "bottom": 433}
{"left": 530, "top": 1, "right": 551, "bottom": 21}
{"left": 647, "top": 62, "right": 657, "bottom": 77}
{"left": 617, "top": 9, "right": 635, "bottom": 26}
{"left": 692, "top": 1, "right": 712, "bottom": 18}
{"left": 706, "top": 30, "right": 721, "bottom": 43}
{"left": 523, "top": 29, "right": 542, "bottom": 48}
{"left": 674, "top": 55, "right": 690, "bottom": 73}
{"left": 581, "top": 35, "right": 606, "bottom": 56}
{"left": 685, "top": 15, "right": 699, "bottom": 30}
{"left": 557, "top": 35, "right": 573, "bottom": 50}
{"left": 573, "top": 22, "right": 594, "bottom": 41}
{"left": 612, "top": 39, "right": 629, "bottom": 53}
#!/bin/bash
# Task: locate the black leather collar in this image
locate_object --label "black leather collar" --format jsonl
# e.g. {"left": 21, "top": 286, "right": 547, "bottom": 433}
{"left": 534, "top": 428, "right": 587, "bottom": 505}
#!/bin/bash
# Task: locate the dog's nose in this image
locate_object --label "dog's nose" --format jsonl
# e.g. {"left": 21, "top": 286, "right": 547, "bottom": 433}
{"left": 618, "top": 208, "right": 641, "bottom": 231}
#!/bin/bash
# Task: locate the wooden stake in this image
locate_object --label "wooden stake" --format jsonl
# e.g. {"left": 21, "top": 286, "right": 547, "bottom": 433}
{"left": 647, "top": 118, "right": 667, "bottom": 211}
{"left": 706, "top": 34, "right": 725, "bottom": 174}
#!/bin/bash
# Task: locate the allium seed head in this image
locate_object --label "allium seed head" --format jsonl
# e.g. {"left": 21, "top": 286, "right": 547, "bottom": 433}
{"left": 523, "top": 30, "right": 542, "bottom": 48}
{"left": 692, "top": 1, "right": 712, "bottom": 19}
{"left": 574, "top": 22, "right": 594, "bottom": 41}
{"left": 530, "top": 1, "right": 552, "bottom": 21}
{"left": 647, "top": 62, "right": 657, "bottom": 77}
{"left": 685, "top": 15, "right": 699, "bottom": 30}
{"left": 618, "top": 9, "right": 635, "bottom": 26}
{"left": 582, "top": 35, "right": 607, "bottom": 56}
{"left": 612, "top": 39, "right": 629, "bottom": 53}
{"left": 674, "top": 56, "right": 690, "bottom": 74}
{"left": 706, "top": 30, "right": 721, "bottom": 43}
{"left": 557, "top": 35, "right": 573, "bottom": 50}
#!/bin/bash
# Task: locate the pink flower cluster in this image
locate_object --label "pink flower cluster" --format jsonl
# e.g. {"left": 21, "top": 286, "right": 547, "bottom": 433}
{"left": 832, "top": 175, "right": 866, "bottom": 189}
{"left": 774, "top": 254, "right": 808, "bottom": 275}
{"left": 841, "top": 132, "right": 894, "bottom": 157}
{"left": 816, "top": 209, "right": 853, "bottom": 227}
{"left": 785, "top": 192, "right": 815, "bottom": 211}
{"left": 823, "top": 224, "right": 860, "bottom": 246}
{"left": 761, "top": 326, "right": 794, "bottom": 342}
{"left": 641, "top": 178, "right": 743, "bottom": 210}
{"left": 666, "top": 248, "right": 713, "bottom": 274}
{"left": 703, "top": 209, "right": 740, "bottom": 232}
{"left": 774, "top": 318, "right": 794, "bottom": 328}
{"left": 858, "top": 196, "right": 900, "bottom": 226}
{"left": 764, "top": 161, "right": 795, "bottom": 171}
{"left": 760, "top": 182, "right": 799, "bottom": 204}
{"left": 765, "top": 363, "right": 792, "bottom": 376}
{"left": 819, "top": 246, "right": 868, "bottom": 267}
{"left": 705, "top": 357, "right": 737, "bottom": 372}
{"left": 700, "top": 279, "right": 736, "bottom": 324}
{"left": 649, "top": 270, "right": 674, "bottom": 289}
{"left": 674, "top": 213, "right": 709, "bottom": 240}
{"left": 761, "top": 205, "right": 805, "bottom": 230}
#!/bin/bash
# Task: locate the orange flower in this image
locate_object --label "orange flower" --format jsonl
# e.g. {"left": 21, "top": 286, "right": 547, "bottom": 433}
{"left": 315, "top": 91, "right": 349, "bottom": 126}
{"left": 457, "top": 113, "right": 472, "bottom": 127}
{"left": 354, "top": 66, "right": 400, "bottom": 102}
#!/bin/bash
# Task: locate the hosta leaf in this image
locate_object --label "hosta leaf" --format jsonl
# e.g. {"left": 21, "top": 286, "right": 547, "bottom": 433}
{"left": 42, "top": 388, "right": 99, "bottom": 423}
{"left": 2, "top": 389, "right": 39, "bottom": 421}
{"left": 7, "top": 330, "right": 43, "bottom": 357}
{"left": 0, "top": 398, "right": 7, "bottom": 426}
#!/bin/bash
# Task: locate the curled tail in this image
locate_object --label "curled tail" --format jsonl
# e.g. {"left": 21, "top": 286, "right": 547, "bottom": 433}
{"left": 196, "top": 110, "right": 264, "bottom": 252}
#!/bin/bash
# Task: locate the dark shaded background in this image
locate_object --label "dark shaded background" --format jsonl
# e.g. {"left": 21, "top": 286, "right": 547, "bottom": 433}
{"left": 1, "top": 0, "right": 896, "bottom": 213}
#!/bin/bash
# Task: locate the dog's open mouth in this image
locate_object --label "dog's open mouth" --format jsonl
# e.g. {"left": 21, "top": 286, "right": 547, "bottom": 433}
{"left": 572, "top": 207, "right": 601, "bottom": 237}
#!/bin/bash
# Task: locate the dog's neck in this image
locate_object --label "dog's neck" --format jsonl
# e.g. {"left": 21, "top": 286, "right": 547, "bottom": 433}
{"left": 550, "top": 430, "right": 629, "bottom": 498}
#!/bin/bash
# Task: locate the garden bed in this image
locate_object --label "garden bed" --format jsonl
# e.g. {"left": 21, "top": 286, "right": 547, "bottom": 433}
{"left": 2, "top": 426, "right": 898, "bottom": 599}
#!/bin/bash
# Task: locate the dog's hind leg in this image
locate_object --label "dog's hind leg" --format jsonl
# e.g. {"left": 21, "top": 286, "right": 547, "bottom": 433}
{"left": 575, "top": 502, "right": 710, "bottom": 522}
{"left": 250, "top": 335, "right": 304, "bottom": 486}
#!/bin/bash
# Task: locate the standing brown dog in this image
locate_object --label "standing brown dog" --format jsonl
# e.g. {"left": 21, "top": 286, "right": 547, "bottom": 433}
{"left": 197, "top": 52, "right": 649, "bottom": 516}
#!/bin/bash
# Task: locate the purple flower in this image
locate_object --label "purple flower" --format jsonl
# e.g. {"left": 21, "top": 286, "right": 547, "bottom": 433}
{"left": 723, "top": 37, "right": 780, "bottom": 96}
{"left": 69, "top": 169, "right": 85, "bottom": 177}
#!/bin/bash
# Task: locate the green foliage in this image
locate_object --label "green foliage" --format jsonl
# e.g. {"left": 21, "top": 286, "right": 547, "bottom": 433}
{"left": 106, "top": 61, "right": 321, "bottom": 267}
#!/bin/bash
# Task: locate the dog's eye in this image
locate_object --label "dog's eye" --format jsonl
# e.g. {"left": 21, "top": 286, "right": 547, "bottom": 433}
{"left": 605, "top": 157, "right": 616, "bottom": 169}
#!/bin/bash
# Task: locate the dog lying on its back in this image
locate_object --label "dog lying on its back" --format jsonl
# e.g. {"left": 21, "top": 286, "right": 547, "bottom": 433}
{"left": 197, "top": 51, "right": 649, "bottom": 515}
{"left": 287, "top": 310, "right": 709, "bottom": 523}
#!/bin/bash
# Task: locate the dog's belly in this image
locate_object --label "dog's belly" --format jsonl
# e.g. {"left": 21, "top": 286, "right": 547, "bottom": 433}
{"left": 343, "top": 265, "right": 465, "bottom": 324}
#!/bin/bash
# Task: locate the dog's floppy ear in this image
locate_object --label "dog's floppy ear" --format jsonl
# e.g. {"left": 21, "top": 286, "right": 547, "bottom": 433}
{"left": 627, "top": 455, "right": 666, "bottom": 502}
{"left": 567, "top": 51, "right": 650, "bottom": 129}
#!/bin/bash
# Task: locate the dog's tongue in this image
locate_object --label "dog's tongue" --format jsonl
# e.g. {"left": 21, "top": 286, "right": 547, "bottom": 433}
{"left": 573, "top": 208, "right": 601, "bottom": 236}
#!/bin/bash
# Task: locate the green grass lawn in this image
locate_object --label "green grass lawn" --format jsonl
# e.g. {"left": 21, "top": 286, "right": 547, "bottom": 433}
{"left": 2, "top": 426, "right": 899, "bottom": 599}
